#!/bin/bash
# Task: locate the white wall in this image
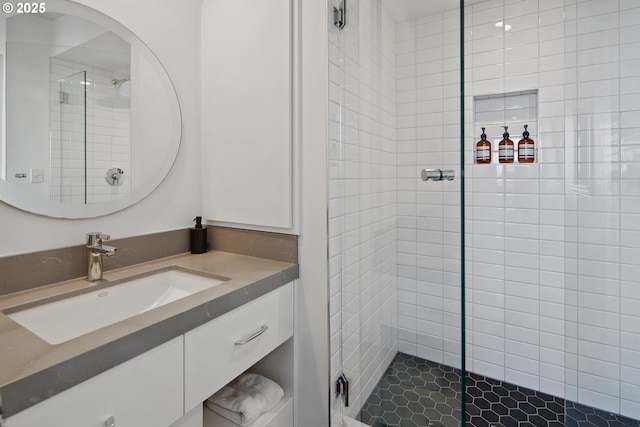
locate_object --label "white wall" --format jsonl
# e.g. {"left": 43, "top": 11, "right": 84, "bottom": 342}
{"left": 0, "top": 0, "right": 201, "bottom": 256}
{"left": 296, "top": 0, "right": 330, "bottom": 425}
{"left": 5, "top": 15, "right": 51, "bottom": 199}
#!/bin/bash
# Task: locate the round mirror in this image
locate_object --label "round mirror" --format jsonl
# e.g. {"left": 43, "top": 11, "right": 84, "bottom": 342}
{"left": 0, "top": 0, "right": 182, "bottom": 218}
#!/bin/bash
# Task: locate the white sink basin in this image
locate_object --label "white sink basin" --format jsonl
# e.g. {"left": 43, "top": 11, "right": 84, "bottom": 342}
{"left": 6, "top": 269, "right": 226, "bottom": 345}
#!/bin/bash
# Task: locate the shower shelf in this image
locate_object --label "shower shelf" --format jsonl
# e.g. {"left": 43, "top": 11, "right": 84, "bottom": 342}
{"left": 473, "top": 90, "right": 539, "bottom": 165}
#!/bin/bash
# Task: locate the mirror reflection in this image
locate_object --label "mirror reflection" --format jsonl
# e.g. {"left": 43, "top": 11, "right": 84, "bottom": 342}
{"left": 5, "top": 12, "right": 132, "bottom": 203}
{"left": 0, "top": 0, "right": 181, "bottom": 218}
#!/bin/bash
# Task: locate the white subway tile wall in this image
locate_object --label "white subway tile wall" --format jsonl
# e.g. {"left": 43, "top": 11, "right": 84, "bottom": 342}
{"left": 50, "top": 58, "right": 131, "bottom": 203}
{"left": 329, "top": 0, "right": 640, "bottom": 424}
{"left": 396, "top": 5, "right": 464, "bottom": 372}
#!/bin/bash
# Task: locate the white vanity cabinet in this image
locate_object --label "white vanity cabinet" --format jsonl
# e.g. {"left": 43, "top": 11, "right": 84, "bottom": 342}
{"left": 200, "top": 0, "right": 293, "bottom": 230}
{"left": 185, "top": 282, "right": 294, "bottom": 426}
{"left": 5, "top": 283, "right": 295, "bottom": 427}
{"left": 5, "top": 336, "right": 184, "bottom": 427}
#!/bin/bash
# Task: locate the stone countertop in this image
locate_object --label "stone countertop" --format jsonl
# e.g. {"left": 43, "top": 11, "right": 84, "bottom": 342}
{"left": 0, "top": 250, "right": 298, "bottom": 418}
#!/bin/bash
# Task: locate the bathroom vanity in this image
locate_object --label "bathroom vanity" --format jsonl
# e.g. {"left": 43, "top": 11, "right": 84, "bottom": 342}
{"left": 0, "top": 0, "right": 299, "bottom": 423}
{"left": 0, "top": 250, "right": 297, "bottom": 427}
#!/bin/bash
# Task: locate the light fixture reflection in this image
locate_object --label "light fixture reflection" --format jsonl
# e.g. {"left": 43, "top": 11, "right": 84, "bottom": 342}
{"left": 495, "top": 21, "right": 512, "bottom": 31}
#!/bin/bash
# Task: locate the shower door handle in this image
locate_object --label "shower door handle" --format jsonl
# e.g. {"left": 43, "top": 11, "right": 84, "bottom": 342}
{"left": 421, "top": 169, "right": 455, "bottom": 181}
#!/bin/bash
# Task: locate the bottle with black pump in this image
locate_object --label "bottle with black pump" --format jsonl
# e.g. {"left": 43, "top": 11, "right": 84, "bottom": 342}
{"left": 475, "top": 127, "right": 491, "bottom": 164}
{"left": 190, "top": 216, "right": 208, "bottom": 254}
{"left": 518, "top": 124, "right": 535, "bottom": 163}
{"left": 498, "top": 126, "right": 514, "bottom": 164}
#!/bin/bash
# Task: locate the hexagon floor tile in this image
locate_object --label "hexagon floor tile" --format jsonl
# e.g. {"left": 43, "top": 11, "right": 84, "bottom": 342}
{"left": 357, "top": 352, "right": 640, "bottom": 427}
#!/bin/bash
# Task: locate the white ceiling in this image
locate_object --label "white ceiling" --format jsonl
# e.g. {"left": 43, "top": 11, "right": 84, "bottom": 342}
{"left": 382, "top": 0, "right": 486, "bottom": 23}
{"left": 54, "top": 32, "right": 131, "bottom": 76}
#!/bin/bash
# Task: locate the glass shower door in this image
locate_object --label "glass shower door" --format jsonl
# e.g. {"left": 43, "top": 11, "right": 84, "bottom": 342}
{"left": 329, "top": 0, "right": 640, "bottom": 426}
{"left": 329, "top": 0, "right": 465, "bottom": 425}
{"left": 329, "top": 0, "right": 406, "bottom": 421}
{"left": 53, "top": 70, "right": 86, "bottom": 203}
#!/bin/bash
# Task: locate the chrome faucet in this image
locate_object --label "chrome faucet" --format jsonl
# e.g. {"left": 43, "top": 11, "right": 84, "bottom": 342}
{"left": 86, "top": 232, "right": 117, "bottom": 282}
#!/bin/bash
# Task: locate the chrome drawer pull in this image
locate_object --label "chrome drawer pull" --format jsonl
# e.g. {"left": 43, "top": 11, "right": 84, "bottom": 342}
{"left": 234, "top": 324, "right": 269, "bottom": 345}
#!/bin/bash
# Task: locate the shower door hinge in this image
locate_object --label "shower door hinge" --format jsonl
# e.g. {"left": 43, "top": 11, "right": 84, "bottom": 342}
{"left": 336, "top": 373, "right": 349, "bottom": 407}
{"left": 333, "top": 0, "right": 346, "bottom": 30}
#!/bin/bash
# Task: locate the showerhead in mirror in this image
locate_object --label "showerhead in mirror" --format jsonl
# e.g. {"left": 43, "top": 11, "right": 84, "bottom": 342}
{"left": 112, "top": 78, "right": 131, "bottom": 97}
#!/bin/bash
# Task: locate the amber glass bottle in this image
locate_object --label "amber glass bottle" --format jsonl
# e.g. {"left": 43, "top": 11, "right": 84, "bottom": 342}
{"left": 475, "top": 127, "right": 491, "bottom": 164}
{"left": 518, "top": 124, "right": 535, "bottom": 163}
{"left": 498, "top": 126, "right": 514, "bottom": 163}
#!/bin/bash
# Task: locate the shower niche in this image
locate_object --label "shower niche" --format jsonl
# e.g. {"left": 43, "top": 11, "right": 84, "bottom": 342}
{"left": 473, "top": 90, "right": 538, "bottom": 165}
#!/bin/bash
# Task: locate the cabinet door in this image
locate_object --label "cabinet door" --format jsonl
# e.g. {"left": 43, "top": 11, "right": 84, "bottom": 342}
{"left": 6, "top": 337, "right": 184, "bottom": 427}
{"left": 201, "top": 0, "right": 292, "bottom": 229}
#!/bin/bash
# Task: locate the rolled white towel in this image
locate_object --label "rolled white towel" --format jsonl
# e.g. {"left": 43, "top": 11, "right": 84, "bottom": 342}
{"left": 205, "top": 373, "right": 284, "bottom": 426}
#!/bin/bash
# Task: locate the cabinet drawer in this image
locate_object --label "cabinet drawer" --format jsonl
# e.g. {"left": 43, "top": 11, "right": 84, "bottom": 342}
{"left": 184, "top": 283, "right": 293, "bottom": 410}
{"left": 6, "top": 336, "right": 184, "bottom": 427}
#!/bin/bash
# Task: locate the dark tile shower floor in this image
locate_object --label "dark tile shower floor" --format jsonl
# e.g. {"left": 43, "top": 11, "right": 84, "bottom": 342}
{"left": 358, "top": 352, "right": 640, "bottom": 427}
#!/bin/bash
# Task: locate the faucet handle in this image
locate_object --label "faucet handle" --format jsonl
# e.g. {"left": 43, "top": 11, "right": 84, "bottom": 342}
{"left": 86, "top": 232, "right": 110, "bottom": 246}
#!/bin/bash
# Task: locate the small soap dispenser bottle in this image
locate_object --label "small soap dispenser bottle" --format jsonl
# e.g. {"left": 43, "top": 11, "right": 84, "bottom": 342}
{"left": 498, "top": 126, "right": 514, "bottom": 164}
{"left": 518, "top": 124, "right": 535, "bottom": 163}
{"left": 190, "top": 216, "right": 208, "bottom": 254}
{"left": 475, "top": 127, "right": 491, "bottom": 164}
